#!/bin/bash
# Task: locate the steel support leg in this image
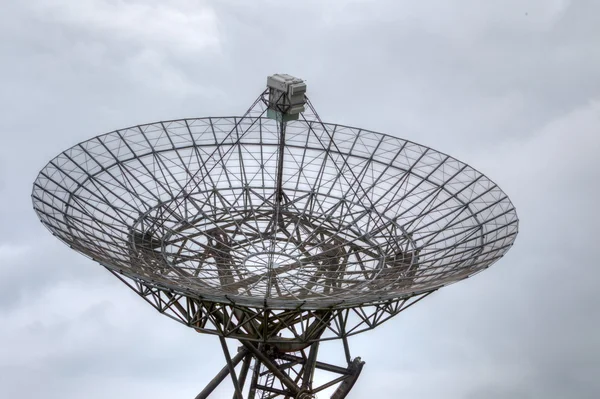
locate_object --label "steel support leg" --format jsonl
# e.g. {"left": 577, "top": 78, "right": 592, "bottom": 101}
{"left": 195, "top": 348, "right": 248, "bottom": 399}
{"left": 219, "top": 335, "right": 244, "bottom": 399}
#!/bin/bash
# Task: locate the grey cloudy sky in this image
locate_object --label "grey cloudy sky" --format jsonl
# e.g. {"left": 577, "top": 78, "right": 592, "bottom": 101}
{"left": 1, "top": 0, "right": 599, "bottom": 398}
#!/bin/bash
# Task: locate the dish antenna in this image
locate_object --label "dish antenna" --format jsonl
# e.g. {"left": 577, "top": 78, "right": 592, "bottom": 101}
{"left": 32, "top": 74, "right": 518, "bottom": 398}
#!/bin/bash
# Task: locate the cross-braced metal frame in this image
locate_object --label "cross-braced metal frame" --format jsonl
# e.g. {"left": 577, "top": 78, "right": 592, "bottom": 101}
{"left": 32, "top": 78, "right": 518, "bottom": 398}
{"left": 194, "top": 339, "right": 366, "bottom": 399}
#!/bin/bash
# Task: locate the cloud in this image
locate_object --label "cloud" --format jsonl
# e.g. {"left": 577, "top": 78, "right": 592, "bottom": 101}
{"left": 27, "top": 0, "right": 220, "bottom": 54}
{"left": 1, "top": 0, "right": 599, "bottom": 398}
{"left": 0, "top": 243, "right": 30, "bottom": 261}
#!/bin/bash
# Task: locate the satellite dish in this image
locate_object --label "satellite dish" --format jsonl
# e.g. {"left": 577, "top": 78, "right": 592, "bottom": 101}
{"left": 32, "top": 75, "right": 518, "bottom": 398}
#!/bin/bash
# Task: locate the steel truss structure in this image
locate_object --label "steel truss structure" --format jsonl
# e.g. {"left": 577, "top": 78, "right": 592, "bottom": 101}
{"left": 32, "top": 76, "right": 518, "bottom": 398}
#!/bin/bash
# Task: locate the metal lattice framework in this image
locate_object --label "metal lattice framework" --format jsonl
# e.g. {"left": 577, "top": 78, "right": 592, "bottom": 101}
{"left": 32, "top": 77, "right": 518, "bottom": 399}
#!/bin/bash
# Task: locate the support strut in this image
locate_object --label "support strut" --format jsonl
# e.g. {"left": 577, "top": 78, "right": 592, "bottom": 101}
{"left": 195, "top": 348, "right": 249, "bottom": 399}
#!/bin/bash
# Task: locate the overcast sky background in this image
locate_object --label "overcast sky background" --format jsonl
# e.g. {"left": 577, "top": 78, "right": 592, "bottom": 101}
{"left": 1, "top": 0, "right": 599, "bottom": 398}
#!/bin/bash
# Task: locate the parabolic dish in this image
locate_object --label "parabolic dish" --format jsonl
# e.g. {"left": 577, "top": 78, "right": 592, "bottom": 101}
{"left": 32, "top": 116, "right": 518, "bottom": 309}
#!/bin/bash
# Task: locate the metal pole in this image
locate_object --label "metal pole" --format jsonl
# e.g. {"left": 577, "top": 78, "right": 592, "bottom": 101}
{"left": 277, "top": 353, "right": 349, "bottom": 375}
{"left": 275, "top": 118, "right": 287, "bottom": 204}
{"left": 342, "top": 335, "right": 352, "bottom": 365}
{"left": 232, "top": 354, "right": 252, "bottom": 399}
{"left": 247, "top": 355, "right": 261, "bottom": 399}
{"left": 219, "top": 336, "right": 244, "bottom": 399}
{"left": 301, "top": 342, "right": 319, "bottom": 389}
{"left": 195, "top": 348, "right": 248, "bottom": 399}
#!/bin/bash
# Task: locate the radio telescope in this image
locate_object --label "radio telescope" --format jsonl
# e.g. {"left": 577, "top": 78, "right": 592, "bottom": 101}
{"left": 32, "top": 74, "right": 518, "bottom": 398}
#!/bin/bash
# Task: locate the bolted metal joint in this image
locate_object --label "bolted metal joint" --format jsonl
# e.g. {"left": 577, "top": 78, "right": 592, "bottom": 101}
{"left": 296, "top": 389, "right": 315, "bottom": 399}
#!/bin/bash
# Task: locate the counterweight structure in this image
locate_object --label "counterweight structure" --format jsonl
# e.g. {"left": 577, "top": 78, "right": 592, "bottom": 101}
{"left": 32, "top": 75, "right": 519, "bottom": 398}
